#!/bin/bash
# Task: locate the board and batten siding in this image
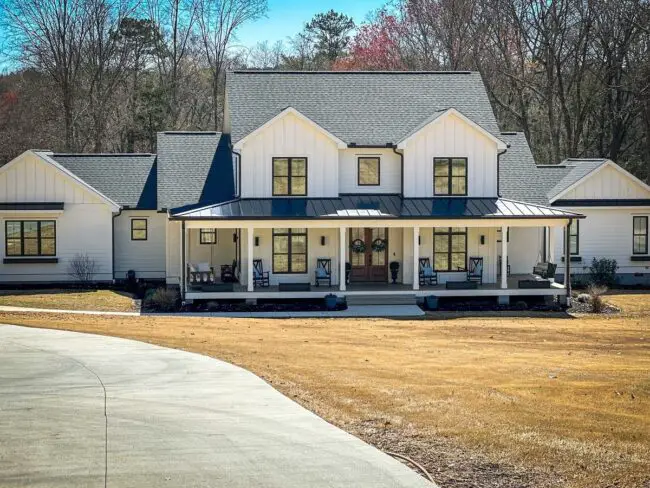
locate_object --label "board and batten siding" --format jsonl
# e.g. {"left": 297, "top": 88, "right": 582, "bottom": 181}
{"left": 166, "top": 220, "right": 181, "bottom": 285}
{"left": 0, "top": 151, "right": 113, "bottom": 283}
{"left": 339, "top": 148, "right": 401, "bottom": 194}
{"left": 402, "top": 112, "right": 498, "bottom": 198}
{"left": 508, "top": 227, "right": 545, "bottom": 275}
{"left": 238, "top": 111, "right": 340, "bottom": 198}
{"left": 559, "top": 164, "right": 650, "bottom": 200}
{"left": 114, "top": 211, "right": 167, "bottom": 280}
{"left": 186, "top": 227, "right": 237, "bottom": 280}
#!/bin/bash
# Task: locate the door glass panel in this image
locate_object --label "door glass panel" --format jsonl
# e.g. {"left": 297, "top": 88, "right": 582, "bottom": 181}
{"left": 350, "top": 228, "right": 365, "bottom": 266}
{"left": 371, "top": 228, "right": 386, "bottom": 266}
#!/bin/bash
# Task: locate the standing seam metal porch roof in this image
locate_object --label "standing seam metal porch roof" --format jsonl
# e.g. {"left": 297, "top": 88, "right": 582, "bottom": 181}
{"left": 171, "top": 195, "right": 583, "bottom": 220}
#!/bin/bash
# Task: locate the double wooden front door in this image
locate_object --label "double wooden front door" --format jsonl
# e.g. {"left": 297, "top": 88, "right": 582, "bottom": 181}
{"left": 349, "top": 228, "right": 388, "bottom": 282}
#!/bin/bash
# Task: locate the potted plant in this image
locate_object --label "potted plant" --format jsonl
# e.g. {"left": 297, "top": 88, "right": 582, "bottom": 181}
{"left": 345, "top": 262, "right": 352, "bottom": 284}
{"left": 389, "top": 261, "right": 400, "bottom": 284}
{"left": 324, "top": 293, "right": 338, "bottom": 310}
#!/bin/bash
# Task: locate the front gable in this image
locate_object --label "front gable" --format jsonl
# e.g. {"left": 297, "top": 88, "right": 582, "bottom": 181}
{"left": 0, "top": 151, "right": 119, "bottom": 210}
{"left": 551, "top": 161, "right": 650, "bottom": 202}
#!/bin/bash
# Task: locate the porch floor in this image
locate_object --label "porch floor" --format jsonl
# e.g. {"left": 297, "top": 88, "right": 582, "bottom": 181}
{"left": 185, "top": 274, "right": 565, "bottom": 300}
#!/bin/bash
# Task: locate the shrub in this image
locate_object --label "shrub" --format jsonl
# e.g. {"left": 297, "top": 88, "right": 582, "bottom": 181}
{"left": 587, "top": 284, "right": 608, "bottom": 313}
{"left": 145, "top": 288, "right": 179, "bottom": 312}
{"left": 588, "top": 258, "right": 618, "bottom": 287}
{"left": 68, "top": 253, "right": 99, "bottom": 284}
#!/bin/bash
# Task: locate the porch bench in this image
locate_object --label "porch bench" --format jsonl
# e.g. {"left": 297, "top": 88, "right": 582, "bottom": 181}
{"left": 518, "top": 279, "right": 551, "bottom": 289}
{"left": 532, "top": 262, "right": 557, "bottom": 279}
{"left": 445, "top": 281, "right": 478, "bottom": 290}
{"left": 279, "top": 282, "right": 311, "bottom": 292}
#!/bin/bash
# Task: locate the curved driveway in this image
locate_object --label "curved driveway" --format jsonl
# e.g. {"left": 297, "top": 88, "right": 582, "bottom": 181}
{"left": 0, "top": 325, "right": 434, "bottom": 488}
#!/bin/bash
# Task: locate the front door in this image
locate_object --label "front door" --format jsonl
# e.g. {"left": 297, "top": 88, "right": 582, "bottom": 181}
{"left": 349, "top": 228, "right": 388, "bottom": 282}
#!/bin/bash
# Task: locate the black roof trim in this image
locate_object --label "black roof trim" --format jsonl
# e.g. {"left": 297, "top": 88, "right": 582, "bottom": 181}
{"left": 0, "top": 202, "right": 64, "bottom": 210}
{"left": 554, "top": 199, "right": 650, "bottom": 207}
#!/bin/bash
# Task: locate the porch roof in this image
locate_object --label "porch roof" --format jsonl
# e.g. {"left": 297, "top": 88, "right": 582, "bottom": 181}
{"left": 170, "top": 195, "right": 583, "bottom": 220}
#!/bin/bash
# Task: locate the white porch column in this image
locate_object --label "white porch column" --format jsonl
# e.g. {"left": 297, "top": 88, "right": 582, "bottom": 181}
{"left": 548, "top": 226, "right": 556, "bottom": 263}
{"left": 247, "top": 227, "right": 254, "bottom": 292}
{"left": 413, "top": 226, "right": 420, "bottom": 290}
{"left": 339, "top": 226, "right": 347, "bottom": 291}
{"left": 500, "top": 225, "right": 508, "bottom": 289}
{"left": 180, "top": 222, "right": 186, "bottom": 296}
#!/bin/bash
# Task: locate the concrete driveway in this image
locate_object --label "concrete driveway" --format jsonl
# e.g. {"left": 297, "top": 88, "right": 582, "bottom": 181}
{"left": 0, "top": 325, "right": 434, "bottom": 488}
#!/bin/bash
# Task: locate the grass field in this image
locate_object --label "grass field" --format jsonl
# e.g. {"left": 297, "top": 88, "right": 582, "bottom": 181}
{"left": 0, "top": 289, "right": 137, "bottom": 312}
{"left": 0, "top": 293, "right": 648, "bottom": 487}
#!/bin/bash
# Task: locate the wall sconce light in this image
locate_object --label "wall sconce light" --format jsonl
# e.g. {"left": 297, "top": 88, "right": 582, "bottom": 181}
{"left": 320, "top": 236, "right": 326, "bottom": 246}
{"left": 480, "top": 235, "right": 485, "bottom": 245}
{"left": 254, "top": 236, "right": 260, "bottom": 247}
{"left": 233, "top": 232, "right": 238, "bottom": 243}
{"left": 418, "top": 235, "right": 421, "bottom": 245}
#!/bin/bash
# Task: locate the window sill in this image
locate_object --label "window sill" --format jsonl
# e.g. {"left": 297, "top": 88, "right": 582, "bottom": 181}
{"left": 561, "top": 256, "right": 582, "bottom": 262}
{"left": 630, "top": 255, "right": 650, "bottom": 262}
{"left": 3, "top": 257, "right": 59, "bottom": 264}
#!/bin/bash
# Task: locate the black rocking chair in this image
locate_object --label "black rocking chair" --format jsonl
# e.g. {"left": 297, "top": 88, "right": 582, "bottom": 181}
{"left": 314, "top": 258, "right": 332, "bottom": 287}
{"left": 220, "top": 259, "right": 238, "bottom": 282}
{"left": 465, "top": 256, "right": 484, "bottom": 284}
{"left": 419, "top": 257, "right": 438, "bottom": 286}
{"left": 253, "top": 259, "right": 270, "bottom": 287}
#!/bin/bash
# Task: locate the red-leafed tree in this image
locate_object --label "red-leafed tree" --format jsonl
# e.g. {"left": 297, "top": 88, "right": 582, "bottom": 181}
{"left": 333, "top": 12, "right": 407, "bottom": 71}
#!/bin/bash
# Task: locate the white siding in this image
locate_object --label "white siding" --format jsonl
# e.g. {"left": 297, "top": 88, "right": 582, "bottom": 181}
{"left": 508, "top": 227, "right": 545, "bottom": 274}
{"left": 0, "top": 152, "right": 113, "bottom": 283}
{"left": 239, "top": 111, "right": 340, "bottom": 198}
{"left": 552, "top": 209, "right": 650, "bottom": 276}
{"left": 114, "top": 211, "right": 167, "bottom": 280}
{"left": 561, "top": 165, "right": 650, "bottom": 200}
{"left": 402, "top": 112, "right": 498, "bottom": 198}
{"left": 166, "top": 221, "right": 181, "bottom": 285}
{"left": 339, "top": 148, "right": 401, "bottom": 194}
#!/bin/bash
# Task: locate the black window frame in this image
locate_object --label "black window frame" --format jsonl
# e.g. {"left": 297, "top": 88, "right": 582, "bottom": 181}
{"left": 633, "top": 216, "right": 648, "bottom": 255}
{"left": 131, "top": 218, "right": 148, "bottom": 241}
{"left": 272, "top": 228, "right": 308, "bottom": 274}
{"left": 434, "top": 157, "right": 468, "bottom": 196}
{"left": 5, "top": 220, "right": 56, "bottom": 257}
{"left": 357, "top": 156, "right": 381, "bottom": 186}
{"left": 433, "top": 227, "right": 468, "bottom": 272}
{"left": 272, "top": 157, "right": 308, "bottom": 196}
{"left": 199, "top": 228, "right": 217, "bottom": 245}
{"left": 564, "top": 219, "right": 579, "bottom": 255}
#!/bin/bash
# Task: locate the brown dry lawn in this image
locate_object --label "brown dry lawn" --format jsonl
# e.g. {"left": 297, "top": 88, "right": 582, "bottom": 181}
{"left": 0, "top": 293, "right": 648, "bottom": 487}
{"left": 0, "top": 289, "right": 137, "bottom": 312}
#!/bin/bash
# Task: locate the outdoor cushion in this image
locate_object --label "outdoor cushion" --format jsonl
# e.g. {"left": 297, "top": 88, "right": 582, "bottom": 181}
{"left": 188, "top": 263, "right": 197, "bottom": 273}
{"left": 422, "top": 265, "right": 434, "bottom": 277}
{"left": 254, "top": 269, "right": 261, "bottom": 278}
{"left": 474, "top": 263, "right": 483, "bottom": 275}
{"left": 197, "top": 262, "right": 211, "bottom": 272}
{"left": 315, "top": 267, "right": 328, "bottom": 278}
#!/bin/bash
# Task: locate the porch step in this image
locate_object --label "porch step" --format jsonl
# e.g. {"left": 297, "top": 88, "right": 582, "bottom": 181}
{"left": 345, "top": 294, "right": 417, "bottom": 306}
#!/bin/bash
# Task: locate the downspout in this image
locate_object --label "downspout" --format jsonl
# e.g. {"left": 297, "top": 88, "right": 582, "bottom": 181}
{"left": 231, "top": 146, "right": 242, "bottom": 198}
{"left": 111, "top": 207, "right": 123, "bottom": 283}
{"left": 392, "top": 145, "right": 404, "bottom": 196}
{"left": 496, "top": 147, "right": 508, "bottom": 198}
{"left": 565, "top": 218, "right": 572, "bottom": 304}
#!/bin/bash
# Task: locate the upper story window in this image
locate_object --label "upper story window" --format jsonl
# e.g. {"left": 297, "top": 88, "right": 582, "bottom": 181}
{"left": 358, "top": 157, "right": 380, "bottom": 186}
{"left": 633, "top": 216, "right": 648, "bottom": 254}
{"left": 434, "top": 157, "right": 467, "bottom": 196}
{"left": 5, "top": 220, "right": 56, "bottom": 256}
{"left": 131, "top": 219, "right": 148, "bottom": 241}
{"left": 273, "top": 157, "right": 307, "bottom": 196}
{"left": 564, "top": 220, "right": 579, "bottom": 255}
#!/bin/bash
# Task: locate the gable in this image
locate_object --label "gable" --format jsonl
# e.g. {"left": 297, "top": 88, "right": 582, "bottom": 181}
{"left": 552, "top": 162, "right": 650, "bottom": 202}
{"left": 0, "top": 151, "right": 118, "bottom": 210}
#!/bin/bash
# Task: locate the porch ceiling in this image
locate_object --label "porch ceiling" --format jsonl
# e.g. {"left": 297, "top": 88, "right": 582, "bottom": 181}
{"left": 171, "top": 195, "right": 583, "bottom": 220}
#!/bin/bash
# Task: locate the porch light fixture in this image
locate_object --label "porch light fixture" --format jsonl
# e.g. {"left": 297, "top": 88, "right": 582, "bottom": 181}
{"left": 320, "top": 236, "right": 326, "bottom": 246}
{"left": 480, "top": 235, "right": 485, "bottom": 245}
{"left": 418, "top": 235, "right": 421, "bottom": 245}
{"left": 254, "top": 236, "right": 260, "bottom": 247}
{"left": 233, "top": 233, "right": 238, "bottom": 243}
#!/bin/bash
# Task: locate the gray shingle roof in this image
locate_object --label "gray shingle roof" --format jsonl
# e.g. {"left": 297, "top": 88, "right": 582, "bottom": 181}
{"left": 49, "top": 153, "right": 157, "bottom": 209}
{"left": 171, "top": 195, "right": 580, "bottom": 220}
{"left": 546, "top": 159, "right": 608, "bottom": 200}
{"left": 227, "top": 71, "right": 501, "bottom": 145}
{"left": 157, "top": 132, "right": 235, "bottom": 210}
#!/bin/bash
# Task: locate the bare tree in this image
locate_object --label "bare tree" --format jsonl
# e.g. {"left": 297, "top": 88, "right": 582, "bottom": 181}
{"left": 247, "top": 40, "right": 284, "bottom": 68}
{"left": 197, "top": 0, "right": 267, "bottom": 130}
{"left": 68, "top": 253, "right": 99, "bottom": 284}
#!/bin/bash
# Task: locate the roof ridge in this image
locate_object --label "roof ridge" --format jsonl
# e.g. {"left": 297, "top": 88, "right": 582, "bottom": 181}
{"left": 230, "top": 70, "right": 475, "bottom": 75}
{"left": 159, "top": 131, "right": 220, "bottom": 135}
{"left": 52, "top": 153, "right": 155, "bottom": 157}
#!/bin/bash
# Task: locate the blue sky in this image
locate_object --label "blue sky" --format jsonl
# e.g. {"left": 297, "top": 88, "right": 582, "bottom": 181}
{"left": 234, "top": 0, "right": 384, "bottom": 48}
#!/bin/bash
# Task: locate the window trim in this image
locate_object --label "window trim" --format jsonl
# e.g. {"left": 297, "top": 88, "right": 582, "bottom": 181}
{"left": 272, "top": 228, "right": 308, "bottom": 274}
{"left": 357, "top": 156, "right": 381, "bottom": 186}
{"left": 433, "top": 227, "right": 468, "bottom": 272}
{"left": 272, "top": 157, "right": 308, "bottom": 196}
{"left": 633, "top": 216, "right": 648, "bottom": 255}
{"left": 131, "top": 218, "right": 148, "bottom": 241}
{"left": 433, "top": 157, "right": 468, "bottom": 196}
{"left": 5, "top": 220, "right": 56, "bottom": 257}
{"left": 199, "top": 228, "right": 217, "bottom": 245}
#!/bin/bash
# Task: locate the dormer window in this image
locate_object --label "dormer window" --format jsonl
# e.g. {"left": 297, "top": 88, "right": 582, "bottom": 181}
{"left": 434, "top": 158, "right": 467, "bottom": 196}
{"left": 358, "top": 157, "right": 380, "bottom": 186}
{"left": 273, "top": 157, "right": 307, "bottom": 196}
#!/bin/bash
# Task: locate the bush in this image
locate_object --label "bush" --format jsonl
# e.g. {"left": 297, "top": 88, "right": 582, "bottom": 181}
{"left": 68, "top": 253, "right": 99, "bottom": 284}
{"left": 588, "top": 258, "right": 618, "bottom": 287}
{"left": 587, "top": 284, "right": 608, "bottom": 313}
{"left": 144, "top": 288, "right": 179, "bottom": 312}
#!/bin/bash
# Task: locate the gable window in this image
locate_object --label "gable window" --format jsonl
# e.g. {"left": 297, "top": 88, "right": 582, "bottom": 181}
{"left": 434, "top": 158, "right": 467, "bottom": 196}
{"left": 273, "top": 157, "right": 307, "bottom": 196}
{"left": 633, "top": 216, "right": 648, "bottom": 254}
{"left": 273, "top": 228, "right": 307, "bottom": 273}
{"left": 564, "top": 220, "right": 579, "bottom": 255}
{"left": 433, "top": 227, "right": 467, "bottom": 271}
{"left": 200, "top": 228, "right": 217, "bottom": 244}
{"left": 358, "top": 157, "right": 380, "bottom": 186}
{"left": 131, "top": 219, "right": 148, "bottom": 240}
{"left": 5, "top": 220, "right": 56, "bottom": 256}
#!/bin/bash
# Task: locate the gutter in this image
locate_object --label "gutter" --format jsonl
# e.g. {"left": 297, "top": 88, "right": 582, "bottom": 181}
{"left": 230, "top": 142, "right": 242, "bottom": 198}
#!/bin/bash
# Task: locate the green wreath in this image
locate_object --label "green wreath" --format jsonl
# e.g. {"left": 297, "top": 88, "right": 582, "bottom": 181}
{"left": 350, "top": 239, "right": 366, "bottom": 254}
{"left": 371, "top": 238, "right": 387, "bottom": 252}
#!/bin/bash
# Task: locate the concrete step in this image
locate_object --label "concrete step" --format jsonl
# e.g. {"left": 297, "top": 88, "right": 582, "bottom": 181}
{"left": 345, "top": 294, "right": 417, "bottom": 306}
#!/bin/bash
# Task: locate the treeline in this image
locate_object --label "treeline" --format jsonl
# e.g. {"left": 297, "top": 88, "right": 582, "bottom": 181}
{"left": 0, "top": 0, "right": 649, "bottom": 183}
